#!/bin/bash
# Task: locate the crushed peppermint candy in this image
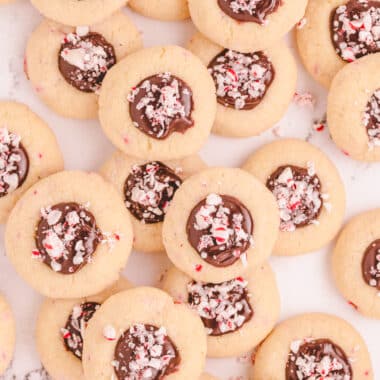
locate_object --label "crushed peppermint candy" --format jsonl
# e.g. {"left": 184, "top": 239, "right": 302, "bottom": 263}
{"left": 266, "top": 164, "right": 329, "bottom": 232}
{"left": 208, "top": 49, "right": 274, "bottom": 110}
{"left": 331, "top": 0, "right": 380, "bottom": 62}
{"left": 187, "top": 193, "right": 254, "bottom": 267}
{"left": 58, "top": 28, "right": 116, "bottom": 93}
{"left": 286, "top": 338, "right": 352, "bottom": 380}
{"left": 293, "top": 91, "right": 316, "bottom": 108}
{"left": 0, "top": 127, "right": 29, "bottom": 197}
{"left": 112, "top": 324, "right": 180, "bottom": 380}
{"left": 187, "top": 278, "right": 253, "bottom": 336}
{"left": 34, "top": 202, "right": 103, "bottom": 274}
{"left": 124, "top": 161, "right": 182, "bottom": 224}
{"left": 61, "top": 302, "right": 100, "bottom": 360}
{"left": 128, "top": 72, "right": 194, "bottom": 140}
{"left": 363, "top": 88, "right": 380, "bottom": 149}
{"left": 217, "top": 0, "right": 282, "bottom": 24}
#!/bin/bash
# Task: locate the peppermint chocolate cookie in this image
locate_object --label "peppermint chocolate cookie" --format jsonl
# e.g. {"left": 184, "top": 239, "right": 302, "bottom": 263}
{"left": 0, "top": 294, "right": 15, "bottom": 375}
{"left": 5, "top": 171, "right": 133, "bottom": 299}
{"left": 328, "top": 53, "right": 380, "bottom": 161}
{"left": 26, "top": 13, "right": 142, "bottom": 119}
{"left": 0, "top": 101, "right": 63, "bottom": 223}
{"left": 297, "top": 0, "right": 380, "bottom": 88}
{"left": 188, "top": 33, "right": 297, "bottom": 137}
{"left": 162, "top": 168, "right": 279, "bottom": 283}
{"left": 252, "top": 313, "right": 373, "bottom": 379}
{"left": 36, "top": 277, "right": 131, "bottom": 380}
{"left": 188, "top": 0, "right": 308, "bottom": 53}
{"left": 100, "top": 151, "right": 206, "bottom": 254}
{"left": 82, "top": 287, "right": 207, "bottom": 380}
{"left": 30, "top": 0, "right": 127, "bottom": 27}
{"left": 129, "top": 0, "right": 190, "bottom": 21}
{"left": 243, "top": 139, "right": 346, "bottom": 256}
{"left": 161, "top": 262, "right": 280, "bottom": 357}
{"left": 99, "top": 46, "right": 216, "bottom": 160}
{"left": 332, "top": 209, "right": 380, "bottom": 319}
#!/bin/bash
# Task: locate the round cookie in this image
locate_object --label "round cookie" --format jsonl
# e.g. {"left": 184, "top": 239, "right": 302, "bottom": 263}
{"left": 243, "top": 139, "right": 346, "bottom": 256}
{"left": 0, "top": 294, "right": 15, "bottom": 375}
{"left": 30, "top": 0, "right": 127, "bottom": 27}
{"left": 99, "top": 151, "right": 207, "bottom": 254}
{"left": 251, "top": 313, "right": 373, "bottom": 379}
{"left": 99, "top": 45, "right": 217, "bottom": 161}
{"left": 188, "top": 0, "right": 308, "bottom": 53}
{"left": 161, "top": 262, "right": 280, "bottom": 357}
{"left": 328, "top": 53, "right": 380, "bottom": 161}
{"left": 5, "top": 171, "right": 133, "bottom": 299}
{"left": 188, "top": 33, "right": 297, "bottom": 138}
{"left": 26, "top": 13, "right": 142, "bottom": 120}
{"left": 129, "top": 0, "right": 190, "bottom": 21}
{"left": 82, "top": 287, "right": 207, "bottom": 380}
{"left": 332, "top": 209, "right": 380, "bottom": 319}
{"left": 0, "top": 101, "right": 63, "bottom": 223}
{"left": 297, "top": 0, "right": 380, "bottom": 88}
{"left": 162, "top": 168, "right": 279, "bottom": 283}
{"left": 36, "top": 277, "right": 132, "bottom": 380}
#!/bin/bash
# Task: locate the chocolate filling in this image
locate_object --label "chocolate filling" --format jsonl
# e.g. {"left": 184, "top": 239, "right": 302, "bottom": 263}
{"left": 124, "top": 161, "right": 182, "bottom": 224}
{"left": 186, "top": 194, "right": 253, "bottom": 267}
{"left": 128, "top": 73, "right": 194, "bottom": 140}
{"left": 331, "top": 0, "right": 380, "bottom": 62}
{"left": 113, "top": 324, "right": 180, "bottom": 380}
{"left": 266, "top": 165, "right": 323, "bottom": 232}
{"left": 35, "top": 202, "right": 102, "bottom": 274}
{"left": 362, "top": 239, "right": 380, "bottom": 289}
{"left": 0, "top": 128, "right": 29, "bottom": 197}
{"left": 286, "top": 339, "right": 352, "bottom": 379}
{"left": 62, "top": 302, "right": 100, "bottom": 360}
{"left": 59, "top": 31, "right": 116, "bottom": 93}
{"left": 188, "top": 278, "right": 253, "bottom": 336}
{"left": 363, "top": 88, "right": 380, "bottom": 147}
{"left": 208, "top": 49, "right": 275, "bottom": 110}
{"left": 217, "top": 0, "right": 282, "bottom": 24}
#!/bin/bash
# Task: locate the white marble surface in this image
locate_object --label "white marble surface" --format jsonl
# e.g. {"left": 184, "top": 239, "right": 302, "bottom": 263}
{"left": 0, "top": 1, "right": 379, "bottom": 379}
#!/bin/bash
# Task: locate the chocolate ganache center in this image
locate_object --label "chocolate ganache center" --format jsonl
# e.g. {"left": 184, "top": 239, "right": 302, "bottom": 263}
{"left": 186, "top": 193, "right": 253, "bottom": 267}
{"left": 188, "top": 277, "right": 253, "bottom": 336}
{"left": 0, "top": 128, "right": 29, "bottom": 197}
{"left": 128, "top": 73, "right": 194, "bottom": 140}
{"left": 208, "top": 49, "right": 275, "bottom": 110}
{"left": 218, "top": 0, "right": 282, "bottom": 24}
{"left": 59, "top": 29, "right": 116, "bottom": 93}
{"left": 113, "top": 324, "right": 180, "bottom": 380}
{"left": 362, "top": 239, "right": 380, "bottom": 289}
{"left": 286, "top": 339, "right": 352, "bottom": 380}
{"left": 61, "top": 302, "right": 100, "bottom": 360}
{"left": 331, "top": 0, "right": 380, "bottom": 62}
{"left": 266, "top": 164, "right": 323, "bottom": 232}
{"left": 124, "top": 161, "right": 182, "bottom": 224}
{"left": 35, "top": 202, "right": 102, "bottom": 274}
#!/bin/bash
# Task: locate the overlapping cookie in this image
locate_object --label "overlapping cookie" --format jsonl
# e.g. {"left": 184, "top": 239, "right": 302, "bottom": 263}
{"left": 100, "top": 151, "right": 206, "bottom": 254}
{"left": 0, "top": 101, "right": 63, "bottom": 223}
{"left": 26, "top": 13, "right": 142, "bottom": 119}
{"left": 5, "top": 171, "right": 133, "bottom": 298}
{"left": 188, "top": 33, "right": 297, "bottom": 137}
{"left": 99, "top": 46, "right": 216, "bottom": 160}
{"left": 83, "top": 287, "right": 207, "bottom": 380}
{"left": 161, "top": 263, "right": 280, "bottom": 357}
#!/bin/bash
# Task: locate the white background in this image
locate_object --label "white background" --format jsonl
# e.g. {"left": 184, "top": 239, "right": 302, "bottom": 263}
{"left": 0, "top": 1, "right": 379, "bottom": 379}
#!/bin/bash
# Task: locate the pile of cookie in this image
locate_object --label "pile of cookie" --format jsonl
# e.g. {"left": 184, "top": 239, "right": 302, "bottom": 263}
{"left": 0, "top": 0, "right": 379, "bottom": 379}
